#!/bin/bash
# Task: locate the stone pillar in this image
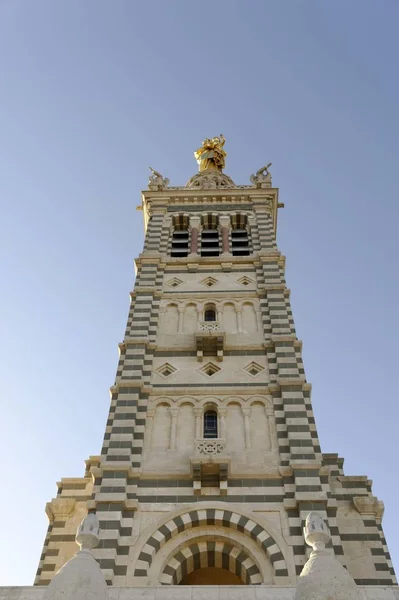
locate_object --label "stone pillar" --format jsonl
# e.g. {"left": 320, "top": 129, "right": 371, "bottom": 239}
{"left": 236, "top": 307, "right": 243, "bottom": 333}
{"left": 219, "top": 407, "right": 227, "bottom": 439}
{"left": 158, "top": 307, "right": 166, "bottom": 331}
{"left": 219, "top": 215, "right": 231, "bottom": 254}
{"left": 255, "top": 307, "right": 262, "bottom": 332}
{"left": 198, "top": 304, "right": 204, "bottom": 325}
{"left": 267, "top": 406, "right": 278, "bottom": 451}
{"left": 177, "top": 306, "right": 185, "bottom": 333}
{"left": 194, "top": 408, "right": 203, "bottom": 439}
{"left": 145, "top": 409, "right": 155, "bottom": 449}
{"left": 217, "top": 307, "right": 223, "bottom": 327}
{"left": 242, "top": 407, "right": 252, "bottom": 449}
{"left": 189, "top": 216, "right": 201, "bottom": 255}
{"left": 169, "top": 408, "right": 179, "bottom": 450}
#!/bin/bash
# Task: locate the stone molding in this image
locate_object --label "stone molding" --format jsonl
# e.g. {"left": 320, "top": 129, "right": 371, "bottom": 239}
{"left": 45, "top": 498, "right": 76, "bottom": 522}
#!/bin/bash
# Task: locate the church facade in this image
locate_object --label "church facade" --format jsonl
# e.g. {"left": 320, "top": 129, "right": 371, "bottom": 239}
{"left": 17, "top": 138, "right": 396, "bottom": 595}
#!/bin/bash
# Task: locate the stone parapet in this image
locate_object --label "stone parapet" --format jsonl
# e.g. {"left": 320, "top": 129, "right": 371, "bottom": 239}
{"left": 1, "top": 586, "right": 398, "bottom": 600}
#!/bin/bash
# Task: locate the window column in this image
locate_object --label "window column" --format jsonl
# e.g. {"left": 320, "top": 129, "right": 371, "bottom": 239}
{"left": 267, "top": 406, "right": 278, "bottom": 452}
{"left": 194, "top": 408, "right": 203, "bottom": 439}
{"left": 236, "top": 306, "right": 243, "bottom": 333}
{"left": 177, "top": 306, "right": 185, "bottom": 333}
{"left": 189, "top": 216, "right": 201, "bottom": 255}
{"left": 219, "top": 407, "right": 227, "bottom": 439}
{"left": 242, "top": 407, "right": 252, "bottom": 449}
{"left": 219, "top": 215, "right": 231, "bottom": 254}
{"left": 169, "top": 408, "right": 179, "bottom": 450}
{"left": 145, "top": 408, "right": 155, "bottom": 449}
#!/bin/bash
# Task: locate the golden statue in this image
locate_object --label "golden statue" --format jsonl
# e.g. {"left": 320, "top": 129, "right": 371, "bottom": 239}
{"left": 194, "top": 134, "right": 226, "bottom": 172}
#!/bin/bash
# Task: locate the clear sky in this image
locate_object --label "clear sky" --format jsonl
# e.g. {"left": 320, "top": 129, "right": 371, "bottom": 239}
{"left": 0, "top": 0, "right": 398, "bottom": 586}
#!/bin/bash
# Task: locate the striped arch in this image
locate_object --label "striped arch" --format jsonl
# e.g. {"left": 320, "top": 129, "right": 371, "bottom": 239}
{"left": 134, "top": 507, "right": 288, "bottom": 578}
{"left": 160, "top": 540, "right": 262, "bottom": 585}
{"left": 201, "top": 213, "right": 219, "bottom": 229}
{"left": 231, "top": 213, "right": 248, "bottom": 230}
{"left": 172, "top": 213, "right": 190, "bottom": 230}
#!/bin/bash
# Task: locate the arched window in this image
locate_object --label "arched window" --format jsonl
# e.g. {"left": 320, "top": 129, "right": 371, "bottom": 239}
{"left": 171, "top": 215, "right": 189, "bottom": 257}
{"left": 204, "top": 410, "right": 218, "bottom": 438}
{"left": 204, "top": 306, "right": 216, "bottom": 322}
{"left": 231, "top": 214, "right": 250, "bottom": 256}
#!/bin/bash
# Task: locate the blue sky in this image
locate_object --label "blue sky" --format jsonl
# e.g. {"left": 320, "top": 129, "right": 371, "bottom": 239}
{"left": 1, "top": 0, "right": 398, "bottom": 586}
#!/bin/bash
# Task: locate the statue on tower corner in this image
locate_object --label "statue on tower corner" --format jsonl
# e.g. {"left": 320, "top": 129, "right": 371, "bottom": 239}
{"left": 250, "top": 163, "right": 272, "bottom": 188}
{"left": 194, "top": 134, "right": 226, "bottom": 172}
{"left": 148, "top": 166, "right": 169, "bottom": 191}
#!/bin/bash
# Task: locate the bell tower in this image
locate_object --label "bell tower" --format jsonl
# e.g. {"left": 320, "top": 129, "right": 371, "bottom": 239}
{"left": 34, "top": 137, "right": 396, "bottom": 589}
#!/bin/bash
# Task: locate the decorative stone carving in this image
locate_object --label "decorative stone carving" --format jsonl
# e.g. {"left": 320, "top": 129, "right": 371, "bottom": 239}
{"left": 148, "top": 166, "right": 169, "bottom": 191}
{"left": 43, "top": 514, "right": 107, "bottom": 600}
{"left": 185, "top": 171, "right": 236, "bottom": 189}
{"left": 295, "top": 512, "right": 361, "bottom": 600}
{"left": 199, "top": 320, "right": 220, "bottom": 331}
{"left": 304, "top": 512, "right": 331, "bottom": 551}
{"left": 250, "top": 163, "right": 272, "bottom": 188}
{"left": 196, "top": 438, "right": 226, "bottom": 456}
{"left": 76, "top": 513, "right": 100, "bottom": 550}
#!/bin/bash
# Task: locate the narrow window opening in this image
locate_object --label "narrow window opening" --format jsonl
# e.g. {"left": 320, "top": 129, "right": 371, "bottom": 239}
{"left": 201, "top": 229, "right": 220, "bottom": 257}
{"left": 204, "top": 410, "right": 218, "bottom": 438}
{"left": 204, "top": 309, "right": 216, "bottom": 322}
{"left": 170, "top": 215, "right": 190, "bottom": 257}
{"left": 231, "top": 228, "right": 250, "bottom": 256}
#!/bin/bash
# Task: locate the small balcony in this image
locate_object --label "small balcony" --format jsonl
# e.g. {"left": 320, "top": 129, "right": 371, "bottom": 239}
{"left": 191, "top": 438, "right": 230, "bottom": 496}
{"left": 195, "top": 322, "right": 225, "bottom": 362}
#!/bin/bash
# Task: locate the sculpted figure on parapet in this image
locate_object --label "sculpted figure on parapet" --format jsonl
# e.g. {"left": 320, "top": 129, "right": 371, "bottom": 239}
{"left": 250, "top": 163, "right": 272, "bottom": 188}
{"left": 148, "top": 166, "right": 169, "bottom": 191}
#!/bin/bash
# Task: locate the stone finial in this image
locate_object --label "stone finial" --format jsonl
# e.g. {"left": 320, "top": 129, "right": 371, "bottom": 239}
{"left": 148, "top": 166, "right": 169, "bottom": 191}
{"left": 43, "top": 514, "right": 107, "bottom": 600}
{"left": 250, "top": 163, "right": 272, "bottom": 188}
{"left": 295, "top": 512, "right": 361, "bottom": 600}
{"left": 76, "top": 512, "right": 101, "bottom": 550}
{"left": 304, "top": 512, "right": 331, "bottom": 552}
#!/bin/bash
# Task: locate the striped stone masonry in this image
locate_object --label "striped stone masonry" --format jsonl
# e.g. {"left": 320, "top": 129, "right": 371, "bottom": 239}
{"left": 34, "top": 179, "right": 396, "bottom": 587}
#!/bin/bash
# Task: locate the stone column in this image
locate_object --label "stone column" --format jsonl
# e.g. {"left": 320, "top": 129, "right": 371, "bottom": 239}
{"left": 177, "top": 306, "right": 185, "bottom": 333}
{"left": 217, "top": 307, "right": 223, "bottom": 327}
{"left": 145, "top": 409, "right": 155, "bottom": 449}
{"left": 242, "top": 407, "right": 252, "bottom": 449}
{"left": 219, "top": 407, "right": 227, "bottom": 439}
{"left": 194, "top": 408, "right": 203, "bottom": 439}
{"left": 236, "top": 307, "right": 243, "bottom": 333}
{"left": 197, "top": 304, "right": 204, "bottom": 326}
{"left": 267, "top": 407, "right": 278, "bottom": 451}
{"left": 255, "top": 308, "right": 262, "bottom": 332}
{"left": 158, "top": 307, "right": 166, "bottom": 331}
{"left": 189, "top": 216, "right": 201, "bottom": 255}
{"left": 169, "top": 408, "right": 179, "bottom": 450}
{"left": 219, "top": 215, "right": 231, "bottom": 255}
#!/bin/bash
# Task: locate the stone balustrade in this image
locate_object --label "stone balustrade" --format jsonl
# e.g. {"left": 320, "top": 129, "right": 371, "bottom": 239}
{"left": 196, "top": 438, "right": 226, "bottom": 456}
{"left": 198, "top": 320, "right": 221, "bottom": 331}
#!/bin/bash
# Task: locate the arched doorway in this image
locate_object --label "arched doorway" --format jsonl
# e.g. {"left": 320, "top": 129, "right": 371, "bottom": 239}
{"left": 160, "top": 539, "right": 263, "bottom": 585}
{"left": 180, "top": 567, "right": 243, "bottom": 585}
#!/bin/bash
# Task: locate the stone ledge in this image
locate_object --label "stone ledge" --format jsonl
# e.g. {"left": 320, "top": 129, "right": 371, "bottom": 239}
{"left": 1, "top": 585, "right": 398, "bottom": 600}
